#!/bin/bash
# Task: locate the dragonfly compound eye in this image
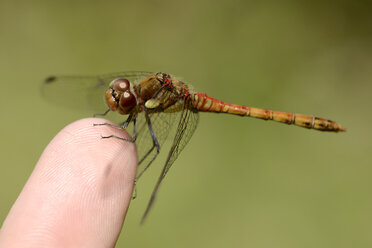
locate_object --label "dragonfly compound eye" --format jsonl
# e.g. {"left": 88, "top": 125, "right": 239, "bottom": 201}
{"left": 119, "top": 90, "right": 137, "bottom": 113}
{"left": 111, "top": 78, "right": 130, "bottom": 92}
{"left": 105, "top": 89, "right": 118, "bottom": 111}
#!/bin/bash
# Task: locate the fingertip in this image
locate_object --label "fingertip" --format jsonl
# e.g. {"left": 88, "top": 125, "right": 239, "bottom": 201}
{"left": 0, "top": 118, "right": 137, "bottom": 247}
{"left": 41, "top": 118, "right": 138, "bottom": 184}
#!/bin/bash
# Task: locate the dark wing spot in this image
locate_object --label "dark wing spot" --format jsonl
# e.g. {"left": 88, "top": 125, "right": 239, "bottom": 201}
{"left": 44, "top": 76, "right": 57, "bottom": 83}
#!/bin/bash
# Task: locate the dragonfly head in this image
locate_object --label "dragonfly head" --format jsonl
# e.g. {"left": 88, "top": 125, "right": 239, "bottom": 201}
{"left": 105, "top": 78, "right": 137, "bottom": 115}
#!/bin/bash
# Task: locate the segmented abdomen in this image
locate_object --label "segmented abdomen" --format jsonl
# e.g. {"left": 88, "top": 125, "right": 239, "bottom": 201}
{"left": 192, "top": 93, "right": 345, "bottom": 132}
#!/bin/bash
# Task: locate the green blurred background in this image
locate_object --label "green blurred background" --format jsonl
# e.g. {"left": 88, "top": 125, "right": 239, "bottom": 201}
{"left": 0, "top": 0, "right": 371, "bottom": 247}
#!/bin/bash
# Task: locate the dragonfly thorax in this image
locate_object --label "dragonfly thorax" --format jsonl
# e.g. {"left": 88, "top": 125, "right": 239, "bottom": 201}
{"left": 137, "top": 72, "right": 169, "bottom": 101}
{"left": 105, "top": 78, "right": 138, "bottom": 115}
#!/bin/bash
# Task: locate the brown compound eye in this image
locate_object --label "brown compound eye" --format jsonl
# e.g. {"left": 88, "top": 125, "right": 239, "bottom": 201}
{"left": 110, "top": 78, "right": 130, "bottom": 92}
{"left": 119, "top": 90, "right": 136, "bottom": 113}
{"left": 105, "top": 89, "right": 118, "bottom": 111}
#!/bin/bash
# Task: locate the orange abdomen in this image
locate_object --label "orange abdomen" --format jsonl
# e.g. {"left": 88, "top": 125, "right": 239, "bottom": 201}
{"left": 192, "top": 93, "right": 345, "bottom": 132}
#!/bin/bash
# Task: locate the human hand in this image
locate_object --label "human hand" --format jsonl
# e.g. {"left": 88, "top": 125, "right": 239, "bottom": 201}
{"left": 0, "top": 118, "right": 137, "bottom": 248}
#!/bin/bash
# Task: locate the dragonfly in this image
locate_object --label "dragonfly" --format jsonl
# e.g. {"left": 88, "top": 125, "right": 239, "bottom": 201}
{"left": 42, "top": 71, "right": 346, "bottom": 223}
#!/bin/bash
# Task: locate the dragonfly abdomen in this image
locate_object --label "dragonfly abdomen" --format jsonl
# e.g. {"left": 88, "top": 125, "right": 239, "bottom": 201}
{"left": 193, "top": 93, "right": 345, "bottom": 132}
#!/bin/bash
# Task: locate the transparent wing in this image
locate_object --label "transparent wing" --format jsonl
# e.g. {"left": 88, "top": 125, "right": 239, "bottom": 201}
{"left": 134, "top": 110, "right": 179, "bottom": 175}
{"left": 41, "top": 71, "right": 153, "bottom": 113}
{"left": 135, "top": 84, "right": 187, "bottom": 178}
{"left": 141, "top": 99, "right": 199, "bottom": 223}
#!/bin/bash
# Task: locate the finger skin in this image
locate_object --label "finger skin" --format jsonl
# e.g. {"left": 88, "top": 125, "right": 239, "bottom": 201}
{"left": 0, "top": 118, "right": 137, "bottom": 248}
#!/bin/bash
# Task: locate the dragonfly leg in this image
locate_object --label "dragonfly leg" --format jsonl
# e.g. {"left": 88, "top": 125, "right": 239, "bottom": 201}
{"left": 145, "top": 112, "right": 160, "bottom": 153}
{"left": 136, "top": 112, "right": 160, "bottom": 179}
{"left": 100, "top": 117, "right": 137, "bottom": 143}
{"left": 93, "top": 114, "right": 133, "bottom": 130}
{"left": 132, "top": 179, "right": 137, "bottom": 200}
{"left": 137, "top": 145, "right": 156, "bottom": 179}
{"left": 93, "top": 108, "right": 110, "bottom": 117}
{"left": 98, "top": 115, "right": 137, "bottom": 142}
{"left": 93, "top": 122, "right": 121, "bottom": 129}
{"left": 131, "top": 117, "right": 137, "bottom": 142}
{"left": 100, "top": 134, "right": 135, "bottom": 142}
